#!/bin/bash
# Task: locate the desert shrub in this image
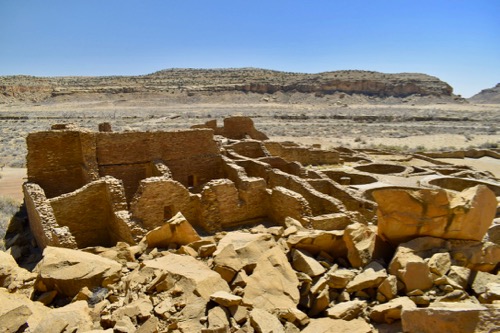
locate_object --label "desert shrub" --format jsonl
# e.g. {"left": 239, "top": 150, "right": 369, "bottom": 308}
{"left": 0, "top": 196, "right": 20, "bottom": 250}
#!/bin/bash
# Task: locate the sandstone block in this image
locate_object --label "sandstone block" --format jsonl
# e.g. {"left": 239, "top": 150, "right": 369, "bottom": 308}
{"left": 144, "top": 212, "right": 201, "bottom": 248}
{"left": 401, "top": 302, "right": 500, "bottom": 333}
{"left": 291, "top": 249, "right": 326, "bottom": 277}
{"left": 207, "top": 306, "right": 230, "bottom": 331}
{"left": 243, "top": 247, "right": 300, "bottom": 311}
{"left": 389, "top": 242, "right": 433, "bottom": 292}
{"left": 373, "top": 185, "right": 497, "bottom": 245}
{"left": 34, "top": 246, "right": 122, "bottom": 297}
{"left": 369, "top": 296, "right": 416, "bottom": 324}
{"left": 326, "top": 300, "right": 367, "bottom": 320}
{"left": 249, "top": 308, "right": 284, "bottom": 333}
{"left": 343, "top": 222, "right": 376, "bottom": 268}
{"left": 428, "top": 252, "right": 451, "bottom": 276}
{"left": 210, "top": 291, "right": 243, "bottom": 307}
{"left": 143, "top": 253, "right": 230, "bottom": 300}
{"left": 326, "top": 268, "right": 356, "bottom": 289}
{"left": 378, "top": 275, "right": 398, "bottom": 301}
{"left": 345, "top": 261, "right": 387, "bottom": 292}
{"left": 301, "top": 318, "right": 372, "bottom": 333}
{"left": 287, "top": 230, "right": 346, "bottom": 257}
{"left": 213, "top": 231, "right": 276, "bottom": 274}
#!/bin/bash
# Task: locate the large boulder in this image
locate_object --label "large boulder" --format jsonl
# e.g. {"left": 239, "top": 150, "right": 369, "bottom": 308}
{"left": 144, "top": 212, "right": 201, "bottom": 248}
{"left": 143, "top": 253, "right": 230, "bottom": 300}
{"left": 402, "top": 302, "right": 500, "bottom": 333}
{"left": 301, "top": 318, "right": 372, "bottom": 333}
{"left": 0, "top": 251, "right": 36, "bottom": 296}
{"left": 34, "top": 246, "right": 122, "bottom": 297}
{"left": 213, "top": 231, "right": 276, "bottom": 280}
{"left": 243, "top": 247, "right": 300, "bottom": 311}
{"left": 373, "top": 185, "right": 497, "bottom": 245}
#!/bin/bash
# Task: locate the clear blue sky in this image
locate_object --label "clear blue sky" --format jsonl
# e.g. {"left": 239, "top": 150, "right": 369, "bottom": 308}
{"left": 1, "top": 0, "right": 499, "bottom": 97}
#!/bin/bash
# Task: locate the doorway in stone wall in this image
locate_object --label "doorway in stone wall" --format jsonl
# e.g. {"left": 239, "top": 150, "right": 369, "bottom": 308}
{"left": 187, "top": 175, "right": 198, "bottom": 187}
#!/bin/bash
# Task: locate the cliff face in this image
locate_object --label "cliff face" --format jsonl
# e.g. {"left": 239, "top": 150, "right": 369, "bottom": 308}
{"left": 469, "top": 83, "right": 500, "bottom": 104}
{"left": 0, "top": 68, "right": 454, "bottom": 104}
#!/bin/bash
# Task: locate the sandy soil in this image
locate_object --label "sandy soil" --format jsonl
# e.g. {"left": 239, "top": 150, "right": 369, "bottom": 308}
{"left": 0, "top": 168, "right": 26, "bottom": 202}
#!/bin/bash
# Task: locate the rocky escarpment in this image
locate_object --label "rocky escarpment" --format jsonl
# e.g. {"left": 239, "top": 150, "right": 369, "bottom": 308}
{"left": 469, "top": 83, "right": 500, "bottom": 104}
{"left": 0, "top": 68, "right": 454, "bottom": 104}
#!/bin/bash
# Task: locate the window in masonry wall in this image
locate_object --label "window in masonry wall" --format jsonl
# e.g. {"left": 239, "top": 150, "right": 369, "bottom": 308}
{"left": 163, "top": 206, "right": 173, "bottom": 220}
{"left": 188, "top": 175, "right": 197, "bottom": 187}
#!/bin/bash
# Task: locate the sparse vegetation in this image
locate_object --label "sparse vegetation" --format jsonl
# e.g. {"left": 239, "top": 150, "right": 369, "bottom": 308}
{"left": 0, "top": 196, "right": 20, "bottom": 250}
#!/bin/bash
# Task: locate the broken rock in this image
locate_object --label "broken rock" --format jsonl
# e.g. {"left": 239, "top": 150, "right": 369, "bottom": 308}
{"left": 301, "top": 318, "right": 372, "bottom": 333}
{"left": 291, "top": 249, "right": 326, "bottom": 277}
{"left": 243, "top": 247, "right": 300, "bottom": 311}
{"left": 144, "top": 212, "right": 201, "bottom": 248}
{"left": 143, "top": 253, "right": 230, "bottom": 300}
{"left": 374, "top": 185, "right": 497, "bottom": 245}
{"left": 369, "top": 296, "right": 416, "bottom": 324}
{"left": 34, "top": 246, "right": 122, "bottom": 297}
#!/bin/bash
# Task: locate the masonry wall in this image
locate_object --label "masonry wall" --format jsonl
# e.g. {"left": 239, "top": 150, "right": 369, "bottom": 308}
{"left": 26, "top": 131, "right": 98, "bottom": 198}
{"left": 96, "top": 130, "right": 223, "bottom": 197}
{"left": 23, "top": 183, "right": 78, "bottom": 249}
{"left": 130, "top": 178, "right": 201, "bottom": 230}
{"left": 264, "top": 141, "right": 340, "bottom": 165}
{"left": 48, "top": 177, "right": 133, "bottom": 248}
{"left": 267, "top": 169, "right": 344, "bottom": 216}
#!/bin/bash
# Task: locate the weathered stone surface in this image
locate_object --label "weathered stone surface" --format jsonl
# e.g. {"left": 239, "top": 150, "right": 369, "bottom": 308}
{"left": 213, "top": 231, "right": 276, "bottom": 274}
{"left": 143, "top": 253, "right": 230, "bottom": 300}
{"left": 291, "top": 249, "right": 326, "bottom": 277}
{"left": 378, "top": 275, "right": 398, "bottom": 301}
{"left": 34, "top": 246, "right": 122, "bottom": 297}
{"left": 249, "top": 308, "right": 284, "bottom": 333}
{"left": 389, "top": 241, "right": 433, "bottom": 292}
{"left": 0, "top": 251, "right": 36, "bottom": 295}
{"left": 210, "top": 291, "right": 242, "bottom": 307}
{"left": 0, "top": 295, "right": 32, "bottom": 333}
{"left": 345, "top": 262, "right": 387, "bottom": 292}
{"left": 369, "top": 296, "right": 416, "bottom": 323}
{"left": 33, "top": 300, "right": 93, "bottom": 333}
{"left": 401, "top": 302, "right": 500, "bottom": 333}
{"left": 301, "top": 318, "right": 372, "bottom": 333}
{"left": 207, "top": 306, "right": 230, "bottom": 331}
{"left": 326, "top": 268, "right": 356, "bottom": 289}
{"left": 428, "top": 252, "right": 451, "bottom": 276}
{"left": 0, "top": 288, "right": 48, "bottom": 331}
{"left": 373, "top": 186, "right": 497, "bottom": 245}
{"left": 287, "top": 230, "right": 346, "bottom": 257}
{"left": 470, "top": 271, "right": 500, "bottom": 294}
{"left": 326, "top": 300, "right": 367, "bottom": 320}
{"left": 343, "top": 222, "right": 376, "bottom": 268}
{"left": 112, "top": 296, "right": 153, "bottom": 323}
{"left": 243, "top": 247, "right": 300, "bottom": 311}
{"left": 144, "top": 212, "right": 201, "bottom": 248}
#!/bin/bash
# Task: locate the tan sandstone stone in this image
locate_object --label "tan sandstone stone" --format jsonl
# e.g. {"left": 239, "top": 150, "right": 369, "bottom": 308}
{"left": 143, "top": 253, "right": 230, "bottom": 300}
{"left": 144, "top": 212, "right": 201, "bottom": 248}
{"left": 243, "top": 247, "right": 300, "bottom": 311}
{"left": 34, "top": 246, "right": 122, "bottom": 297}
{"left": 301, "top": 318, "right": 372, "bottom": 333}
{"left": 373, "top": 185, "right": 497, "bottom": 245}
{"left": 401, "top": 302, "right": 500, "bottom": 333}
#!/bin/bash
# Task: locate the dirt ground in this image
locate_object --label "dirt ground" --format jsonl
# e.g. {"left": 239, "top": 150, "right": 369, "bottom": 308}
{"left": 0, "top": 167, "right": 26, "bottom": 202}
{"left": 0, "top": 99, "right": 498, "bottom": 201}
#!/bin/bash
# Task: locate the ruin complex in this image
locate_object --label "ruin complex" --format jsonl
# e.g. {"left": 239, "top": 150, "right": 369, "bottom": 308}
{"left": 2, "top": 116, "right": 499, "bottom": 332}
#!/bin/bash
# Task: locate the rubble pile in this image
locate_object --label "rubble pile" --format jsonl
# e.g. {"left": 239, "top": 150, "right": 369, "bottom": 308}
{"left": 1, "top": 117, "right": 499, "bottom": 332}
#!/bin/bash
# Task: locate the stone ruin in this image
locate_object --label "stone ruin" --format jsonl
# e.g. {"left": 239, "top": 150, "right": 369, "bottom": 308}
{"left": 2, "top": 116, "right": 500, "bottom": 332}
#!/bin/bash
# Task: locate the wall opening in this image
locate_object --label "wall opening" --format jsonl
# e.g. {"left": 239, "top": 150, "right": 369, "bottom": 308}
{"left": 164, "top": 206, "right": 174, "bottom": 221}
{"left": 188, "top": 175, "right": 198, "bottom": 187}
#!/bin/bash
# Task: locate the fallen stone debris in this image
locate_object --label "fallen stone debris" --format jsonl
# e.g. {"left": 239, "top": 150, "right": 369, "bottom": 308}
{"left": 2, "top": 116, "right": 499, "bottom": 332}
